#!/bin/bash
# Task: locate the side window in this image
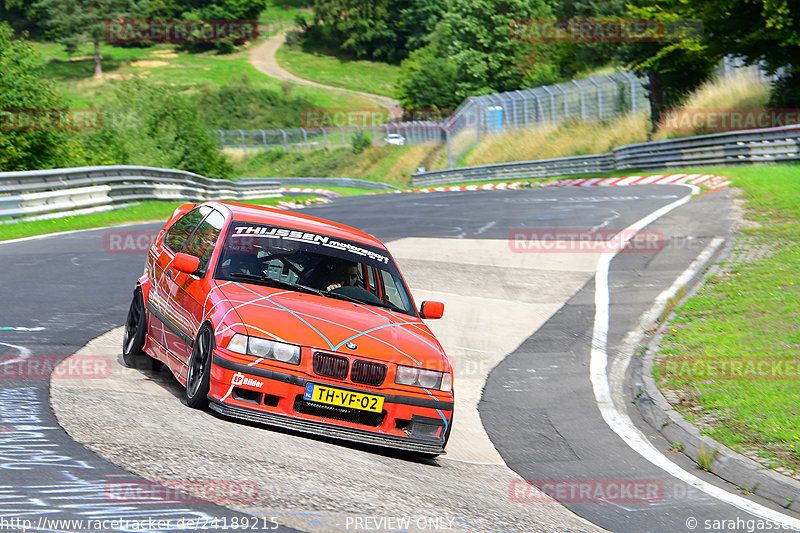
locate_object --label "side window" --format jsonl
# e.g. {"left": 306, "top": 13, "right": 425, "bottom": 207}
{"left": 379, "top": 270, "right": 409, "bottom": 309}
{"left": 185, "top": 209, "right": 226, "bottom": 273}
{"left": 164, "top": 207, "right": 209, "bottom": 253}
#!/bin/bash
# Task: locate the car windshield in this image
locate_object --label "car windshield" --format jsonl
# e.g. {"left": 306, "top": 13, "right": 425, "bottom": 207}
{"left": 214, "top": 222, "right": 417, "bottom": 316}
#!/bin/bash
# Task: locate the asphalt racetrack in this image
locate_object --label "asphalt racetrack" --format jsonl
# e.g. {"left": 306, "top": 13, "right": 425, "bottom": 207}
{"left": 3, "top": 185, "right": 799, "bottom": 532}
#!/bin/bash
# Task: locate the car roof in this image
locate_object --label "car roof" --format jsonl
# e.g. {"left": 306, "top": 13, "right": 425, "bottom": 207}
{"left": 209, "top": 201, "right": 387, "bottom": 249}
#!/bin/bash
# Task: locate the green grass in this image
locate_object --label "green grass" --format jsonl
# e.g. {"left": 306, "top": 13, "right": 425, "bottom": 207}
{"left": 227, "top": 143, "right": 430, "bottom": 186}
{"left": 315, "top": 186, "right": 380, "bottom": 196}
{"left": 30, "top": 38, "right": 375, "bottom": 110}
{"left": 0, "top": 196, "right": 317, "bottom": 242}
{"left": 258, "top": 2, "right": 307, "bottom": 35}
{"left": 276, "top": 41, "right": 401, "bottom": 100}
{"left": 652, "top": 164, "right": 800, "bottom": 472}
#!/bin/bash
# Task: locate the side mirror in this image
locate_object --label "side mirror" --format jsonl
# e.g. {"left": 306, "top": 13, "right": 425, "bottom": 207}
{"left": 420, "top": 301, "right": 444, "bottom": 319}
{"left": 173, "top": 253, "right": 200, "bottom": 275}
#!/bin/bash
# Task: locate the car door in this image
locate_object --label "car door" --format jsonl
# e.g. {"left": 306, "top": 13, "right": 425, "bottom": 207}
{"left": 177, "top": 208, "right": 227, "bottom": 369}
{"left": 152, "top": 206, "right": 210, "bottom": 368}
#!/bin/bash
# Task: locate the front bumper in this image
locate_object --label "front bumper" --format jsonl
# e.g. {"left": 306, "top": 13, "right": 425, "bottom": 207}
{"left": 209, "top": 353, "right": 452, "bottom": 456}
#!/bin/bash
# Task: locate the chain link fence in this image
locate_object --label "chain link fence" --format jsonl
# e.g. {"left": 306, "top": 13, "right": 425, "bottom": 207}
{"left": 216, "top": 71, "right": 649, "bottom": 164}
{"left": 217, "top": 60, "right": 779, "bottom": 168}
{"left": 441, "top": 72, "right": 649, "bottom": 166}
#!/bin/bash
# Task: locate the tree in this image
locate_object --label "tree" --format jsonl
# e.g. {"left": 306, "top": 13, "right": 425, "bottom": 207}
{"left": 396, "top": 42, "right": 460, "bottom": 110}
{"left": 309, "top": 0, "right": 401, "bottom": 61}
{"left": 397, "top": 0, "right": 557, "bottom": 109}
{"left": 0, "top": 23, "right": 83, "bottom": 171}
{"left": 1, "top": 0, "right": 45, "bottom": 34}
{"left": 83, "top": 79, "right": 233, "bottom": 179}
{"left": 694, "top": 0, "right": 800, "bottom": 106}
{"left": 616, "top": 0, "right": 717, "bottom": 129}
{"left": 551, "top": 0, "right": 628, "bottom": 79}
{"left": 306, "top": 0, "right": 446, "bottom": 62}
{"left": 33, "top": 0, "right": 147, "bottom": 77}
{"left": 396, "top": 0, "right": 448, "bottom": 53}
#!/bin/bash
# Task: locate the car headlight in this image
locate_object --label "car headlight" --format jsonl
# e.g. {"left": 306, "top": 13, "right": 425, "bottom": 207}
{"left": 226, "top": 334, "right": 300, "bottom": 365}
{"left": 395, "top": 365, "right": 452, "bottom": 392}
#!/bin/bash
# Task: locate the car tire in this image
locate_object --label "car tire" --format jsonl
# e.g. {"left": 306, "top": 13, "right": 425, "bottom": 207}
{"left": 186, "top": 324, "right": 214, "bottom": 409}
{"left": 122, "top": 289, "right": 162, "bottom": 371}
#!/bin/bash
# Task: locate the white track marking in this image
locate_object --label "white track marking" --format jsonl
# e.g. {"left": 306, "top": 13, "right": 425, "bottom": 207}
{"left": 0, "top": 342, "right": 32, "bottom": 367}
{"left": 590, "top": 185, "right": 800, "bottom": 528}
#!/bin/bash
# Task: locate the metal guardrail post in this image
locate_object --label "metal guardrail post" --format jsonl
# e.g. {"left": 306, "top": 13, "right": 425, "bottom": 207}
{"left": 542, "top": 86, "right": 555, "bottom": 124}
{"left": 280, "top": 129, "right": 288, "bottom": 153}
{"left": 558, "top": 84, "right": 569, "bottom": 120}
{"left": 573, "top": 80, "right": 586, "bottom": 122}
{"left": 517, "top": 90, "right": 529, "bottom": 128}
{"left": 259, "top": 129, "right": 267, "bottom": 149}
{"left": 446, "top": 127, "right": 454, "bottom": 169}
{"left": 300, "top": 128, "right": 309, "bottom": 151}
{"left": 622, "top": 72, "right": 638, "bottom": 114}
{"left": 606, "top": 75, "right": 620, "bottom": 114}
{"left": 587, "top": 78, "right": 602, "bottom": 120}
{"left": 238, "top": 129, "right": 245, "bottom": 149}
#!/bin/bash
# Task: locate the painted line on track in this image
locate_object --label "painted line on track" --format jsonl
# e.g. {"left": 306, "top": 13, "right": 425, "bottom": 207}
{"left": 589, "top": 184, "right": 800, "bottom": 528}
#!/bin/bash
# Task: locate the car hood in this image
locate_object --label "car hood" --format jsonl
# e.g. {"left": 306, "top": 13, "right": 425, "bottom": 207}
{"left": 215, "top": 281, "right": 447, "bottom": 369}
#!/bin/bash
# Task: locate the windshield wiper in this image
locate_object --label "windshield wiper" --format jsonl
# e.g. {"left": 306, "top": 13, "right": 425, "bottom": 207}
{"left": 321, "top": 289, "right": 406, "bottom": 313}
{"left": 320, "top": 290, "right": 363, "bottom": 305}
{"left": 229, "top": 273, "right": 321, "bottom": 295}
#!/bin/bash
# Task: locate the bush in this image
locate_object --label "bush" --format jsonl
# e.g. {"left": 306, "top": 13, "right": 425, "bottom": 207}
{"left": 351, "top": 131, "right": 371, "bottom": 154}
{"left": 0, "top": 23, "right": 84, "bottom": 171}
{"left": 194, "top": 75, "right": 313, "bottom": 129}
{"left": 83, "top": 79, "right": 233, "bottom": 179}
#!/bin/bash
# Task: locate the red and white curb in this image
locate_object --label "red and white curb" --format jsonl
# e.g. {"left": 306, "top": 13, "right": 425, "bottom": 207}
{"left": 278, "top": 187, "right": 341, "bottom": 199}
{"left": 272, "top": 197, "right": 331, "bottom": 210}
{"left": 273, "top": 187, "right": 339, "bottom": 210}
{"left": 383, "top": 174, "right": 731, "bottom": 195}
{"left": 277, "top": 175, "right": 731, "bottom": 204}
{"left": 383, "top": 182, "right": 527, "bottom": 194}
{"left": 546, "top": 173, "right": 731, "bottom": 189}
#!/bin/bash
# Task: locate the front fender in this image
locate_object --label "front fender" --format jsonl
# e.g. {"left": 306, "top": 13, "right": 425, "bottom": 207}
{"left": 137, "top": 272, "right": 150, "bottom": 303}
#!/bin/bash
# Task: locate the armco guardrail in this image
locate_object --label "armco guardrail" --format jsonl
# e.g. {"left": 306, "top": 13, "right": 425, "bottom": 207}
{"left": 412, "top": 154, "right": 614, "bottom": 187}
{"left": 0, "top": 165, "right": 282, "bottom": 220}
{"left": 412, "top": 124, "right": 800, "bottom": 186}
{"left": 246, "top": 177, "right": 397, "bottom": 191}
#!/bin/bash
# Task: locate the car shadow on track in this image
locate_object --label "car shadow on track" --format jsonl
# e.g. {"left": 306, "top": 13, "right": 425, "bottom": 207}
{"left": 118, "top": 354, "right": 443, "bottom": 466}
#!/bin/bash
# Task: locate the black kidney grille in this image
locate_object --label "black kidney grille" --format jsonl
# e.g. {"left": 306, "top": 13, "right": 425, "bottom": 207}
{"left": 313, "top": 352, "right": 349, "bottom": 380}
{"left": 350, "top": 360, "right": 387, "bottom": 386}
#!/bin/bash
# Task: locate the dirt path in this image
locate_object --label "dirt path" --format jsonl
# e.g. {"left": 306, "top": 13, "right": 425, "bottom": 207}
{"left": 250, "top": 29, "right": 400, "bottom": 109}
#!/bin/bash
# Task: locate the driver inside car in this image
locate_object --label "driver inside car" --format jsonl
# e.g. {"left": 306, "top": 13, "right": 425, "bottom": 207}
{"left": 324, "top": 259, "right": 360, "bottom": 291}
{"left": 307, "top": 258, "right": 360, "bottom": 292}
